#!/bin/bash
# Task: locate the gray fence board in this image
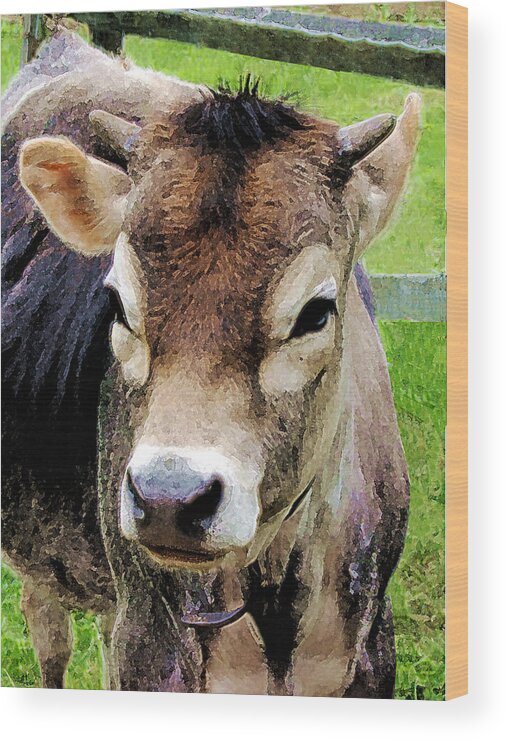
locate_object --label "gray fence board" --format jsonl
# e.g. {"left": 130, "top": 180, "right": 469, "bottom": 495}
{"left": 370, "top": 273, "right": 446, "bottom": 322}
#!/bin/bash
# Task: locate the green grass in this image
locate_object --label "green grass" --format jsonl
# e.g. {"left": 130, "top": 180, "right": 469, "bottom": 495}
{"left": 0, "top": 17, "right": 22, "bottom": 91}
{"left": 1, "top": 17, "right": 446, "bottom": 698}
{"left": 285, "top": 4, "right": 445, "bottom": 26}
{"left": 1, "top": 567, "right": 104, "bottom": 689}
{"left": 381, "top": 322, "right": 446, "bottom": 700}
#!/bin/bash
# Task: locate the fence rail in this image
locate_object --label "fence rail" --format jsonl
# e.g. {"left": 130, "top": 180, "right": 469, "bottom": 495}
{"left": 369, "top": 273, "right": 446, "bottom": 322}
{"left": 69, "top": 8, "right": 445, "bottom": 88}
{"left": 17, "top": 12, "right": 447, "bottom": 322}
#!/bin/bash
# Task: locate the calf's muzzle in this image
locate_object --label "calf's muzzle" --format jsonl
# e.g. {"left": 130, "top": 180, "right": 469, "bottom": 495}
{"left": 125, "top": 456, "right": 224, "bottom": 556}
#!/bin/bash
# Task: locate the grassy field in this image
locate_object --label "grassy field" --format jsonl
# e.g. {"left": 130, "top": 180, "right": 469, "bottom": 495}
{"left": 285, "top": 3, "right": 445, "bottom": 25}
{"left": 1, "top": 16, "right": 446, "bottom": 699}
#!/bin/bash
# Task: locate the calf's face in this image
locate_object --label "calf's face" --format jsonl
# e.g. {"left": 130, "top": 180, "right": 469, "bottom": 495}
{"left": 19, "top": 89, "right": 420, "bottom": 571}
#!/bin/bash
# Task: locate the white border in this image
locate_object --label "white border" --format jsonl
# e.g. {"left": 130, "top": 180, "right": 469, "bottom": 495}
{"left": 1, "top": 1, "right": 507, "bottom": 737}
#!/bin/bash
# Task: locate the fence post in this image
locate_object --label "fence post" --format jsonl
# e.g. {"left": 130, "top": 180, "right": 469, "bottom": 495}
{"left": 87, "top": 15, "right": 124, "bottom": 54}
{"left": 21, "top": 14, "right": 45, "bottom": 65}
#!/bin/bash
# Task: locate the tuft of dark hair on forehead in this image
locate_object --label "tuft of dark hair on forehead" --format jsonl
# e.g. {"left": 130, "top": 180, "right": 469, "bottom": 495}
{"left": 182, "top": 74, "right": 308, "bottom": 156}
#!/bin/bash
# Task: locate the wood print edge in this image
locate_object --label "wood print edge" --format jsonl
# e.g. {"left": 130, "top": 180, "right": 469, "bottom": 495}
{"left": 445, "top": 1, "right": 468, "bottom": 701}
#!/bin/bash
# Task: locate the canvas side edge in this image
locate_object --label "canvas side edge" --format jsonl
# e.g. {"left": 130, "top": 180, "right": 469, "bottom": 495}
{"left": 445, "top": 0, "right": 468, "bottom": 701}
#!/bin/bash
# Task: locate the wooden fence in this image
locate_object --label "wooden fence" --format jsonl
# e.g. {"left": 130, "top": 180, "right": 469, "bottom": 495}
{"left": 70, "top": 8, "right": 445, "bottom": 88}
{"left": 20, "top": 10, "right": 447, "bottom": 322}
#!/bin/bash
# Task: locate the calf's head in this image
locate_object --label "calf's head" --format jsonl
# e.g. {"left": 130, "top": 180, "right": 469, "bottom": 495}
{"left": 20, "top": 86, "right": 420, "bottom": 571}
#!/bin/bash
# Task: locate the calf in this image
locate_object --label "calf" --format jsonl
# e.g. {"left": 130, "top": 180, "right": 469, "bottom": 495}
{"left": 2, "top": 31, "right": 418, "bottom": 695}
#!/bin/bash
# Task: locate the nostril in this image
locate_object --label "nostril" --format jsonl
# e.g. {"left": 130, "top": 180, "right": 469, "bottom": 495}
{"left": 127, "top": 470, "right": 146, "bottom": 521}
{"left": 176, "top": 477, "right": 223, "bottom": 535}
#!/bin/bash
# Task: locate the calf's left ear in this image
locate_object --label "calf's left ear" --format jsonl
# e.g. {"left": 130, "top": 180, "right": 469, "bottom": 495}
{"left": 19, "top": 136, "right": 131, "bottom": 255}
{"left": 339, "top": 93, "right": 422, "bottom": 260}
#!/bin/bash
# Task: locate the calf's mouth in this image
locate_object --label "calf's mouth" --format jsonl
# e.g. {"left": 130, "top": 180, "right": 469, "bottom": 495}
{"left": 141, "top": 543, "right": 227, "bottom": 568}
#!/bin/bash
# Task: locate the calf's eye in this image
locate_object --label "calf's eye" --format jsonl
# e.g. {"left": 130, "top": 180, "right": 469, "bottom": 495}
{"left": 290, "top": 298, "right": 336, "bottom": 340}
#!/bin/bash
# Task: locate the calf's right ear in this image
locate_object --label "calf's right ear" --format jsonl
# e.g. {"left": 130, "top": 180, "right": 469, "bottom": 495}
{"left": 339, "top": 93, "right": 422, "bottom": 260}
{"left": 19, "top": 136, "right": 131, "bottom": 255}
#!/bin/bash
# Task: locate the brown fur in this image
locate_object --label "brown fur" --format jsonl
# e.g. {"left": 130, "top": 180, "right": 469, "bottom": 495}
{"left": 127, "top": 123, "right": 339, "bottom": 364}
